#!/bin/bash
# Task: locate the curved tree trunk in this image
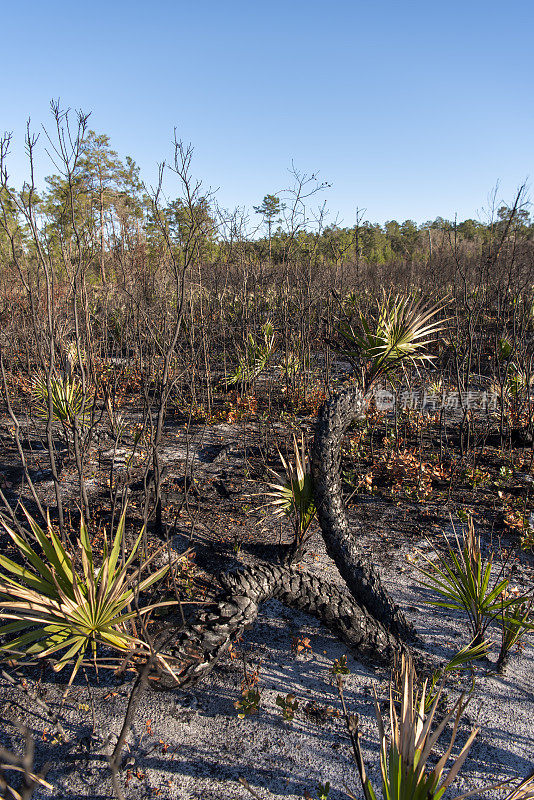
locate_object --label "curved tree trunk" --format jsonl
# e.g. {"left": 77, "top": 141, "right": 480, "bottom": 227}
{"left": 160, "top": 563, "right": 406, "bottom": 688}
{"left": 311, "top": 387, "right": 416, "bottom": 641}
{"left": 158, "top": 387, "right": 417, "bottom": 688}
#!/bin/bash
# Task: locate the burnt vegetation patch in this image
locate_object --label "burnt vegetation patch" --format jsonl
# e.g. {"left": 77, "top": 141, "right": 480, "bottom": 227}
{"left": 0, "top": 106, "right": 532, "bottom": 800}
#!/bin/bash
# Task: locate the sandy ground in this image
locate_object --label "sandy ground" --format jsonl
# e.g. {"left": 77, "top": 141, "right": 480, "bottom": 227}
{"left": 1, "top": 520, "right": 532, "bottom": 800}
{"left": 0, "top": 418, "right": 533, "bottom": 799}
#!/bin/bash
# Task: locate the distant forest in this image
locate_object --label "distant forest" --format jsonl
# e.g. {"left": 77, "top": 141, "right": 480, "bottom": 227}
{"left": 1, "top": 108, "right": 533, "bottom": 430}
{"left": 1, "top": 114, "right": 532, "bottom": 295}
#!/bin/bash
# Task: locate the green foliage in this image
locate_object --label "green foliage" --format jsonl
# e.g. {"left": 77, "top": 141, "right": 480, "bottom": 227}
{"left": 498, "top": 465, "right": 514, "bottom": 483}
{"left": 349, "top": 656, "right": 534, "bottom": 800}
{"left": 234, "top": 687, "right": 261, "bottom": 719}
{"left": 159, "top": 195, "right": 217, "bottom": 256}
{"left": 254, "top": 195, "right": 284, "bottom": 227}
{"left": 330, "top": 654, "right": 350, "bottom": 675}
{"left": 496, "top": 338, "right": 532, "bottom": 400}
{"left": 228, "top": 321, "right": 275, "bottom": 386}
{"left": 265, "top": 434, "right": 316, "bottom": 548}
{"left": 415, "top": 517, "right": 525, "bottom": 643}
{"left": 276, "top": 692, "right": 299, "bottom": 722}
{"left": 507, "top": 369, "right": 531, "bottom": 399}
{"left": 350, "top": 656, "right": 480, "bottom": 800}
{"left": 444, "top": 637, "right": 492, "bottom": 670}
{"left": 281, "top": 350, "right": 301, "bottom": 380}
{"left": 421, "top": 638, "right": 490, "bottom": 713}
{"left": 315, "top": 782, "right": 331, "bottom": 800}
{"left": 337, "top": 293, "right": 446, "bottom": 389}
{"left": 32, "top": 375, "right": 92, "bottom": 428}
{"left": 522, "top": 523, "right": 534, "bottom": 552}
{"left": 497, "top": 596, "right": 533, "bottom": 669}
{"left": 458, "top": 465, "right": 490, "bottom": 489}
{"left": 43, "top": 128, "right": 145, "bottom": 279}
{"left": 0, "top": 507, "right": 176, "bottom": 680}
{"left": 498, "top": 338, "right": 514, "bottom": 362}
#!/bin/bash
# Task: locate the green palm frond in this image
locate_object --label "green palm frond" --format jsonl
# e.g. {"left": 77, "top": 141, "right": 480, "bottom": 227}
{"left": 414, "top": 517, "right": 521, "bottom": 642}
{"left": 444, "top": 638, "right": 492, "bottom": 671}
{"left": 338, "top": 293, "right": 446, "bottom": 389}
{"left": 32, "top": 374, "right": 93, "bottom": 427}
{"left": 497, "top": 597, "right": 533, "bottom": 670}
{"left": 351, "top": 656, "right": 480, "bottom": 800}
{"left": 228, "top": 321, "right": 275, "bottom": 386}
{"left": 0, "top": 507, "right": 178, "bottom": 681}
{"left": 414, "top": 638, "right": 490, "bottom": 715}
{"left": 265, "top": 434, "right": 316, "bottom": 540}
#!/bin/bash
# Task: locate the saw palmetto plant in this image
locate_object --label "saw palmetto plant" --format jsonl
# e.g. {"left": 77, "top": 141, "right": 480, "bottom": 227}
{"left": 414, "top": 516, "right": 524, "bottom": 646}
{"left": 392, "top": 638, "right": 491, "bottom": 715}
{"left": 32, "top": 374, "right": 93, "bottom": 428}
{"left": 0, "top": 507, "right": 177, "bottom": 681}
{"left": 227, "top": 320, "right": 275, "bottom": 387}
{"left": 497, "top": 595, "right": 533, "bottom": 671}
{"left": 349, "top": 656, "right": 534, "bottom": 800}
{"left": 337, "top": 293, "right": 446, "bottom": 391}
{"left": 264, "top": 434, "right": 316, "bottom": 558}
{"left": 492, "top": 338, "right": 533, "bottom": 411}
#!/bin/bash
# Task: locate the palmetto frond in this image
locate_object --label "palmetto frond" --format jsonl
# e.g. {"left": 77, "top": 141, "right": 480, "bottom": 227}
{"left": 350, "top": 656, "right": 534, "bottom": 800}
{"left": 338, "top": 293, "right": 446, "bottom": 389}
{"left": 227, "top": 321, "right": 275, "bottom": 386}
{"left": 415, "top": 516, "right": 524, "bottom": 642}
{"left": 0, "top": 507, "right": 177, "bottom": 680}
{"left": 32, "top": 374, "right": 93, "bottom": 427}
{"left": 352, "top": 656, "right": 479, "bottom": 800}
{"left": 265, "top": 434, "right": 316, "bottom": 538}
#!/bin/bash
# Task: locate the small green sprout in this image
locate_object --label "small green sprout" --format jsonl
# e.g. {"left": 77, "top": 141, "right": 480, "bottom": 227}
{"left": 330, "top": 655, "right": 350, "bottom": 675}
{"left": 235, "top": 687, "right": 261, "bottom": 719}
{"left": 276, "top": 692, "right": 299, "bottom": 722}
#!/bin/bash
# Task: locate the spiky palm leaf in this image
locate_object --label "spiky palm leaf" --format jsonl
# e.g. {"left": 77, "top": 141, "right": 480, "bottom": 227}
{"left": 338, "top": 293, "right": 446, "bottom": 389}
{"left": 350, "top": 655, "right": 511, "bottom": 800}
{"left": 32, "top": 374, "right": 92, "bottom": 427}
{"left": 497, "top": 597, "right": 533, "bottom": 669}
{"left": 0, "top": 507, "right": 177, "bottom": 679}
{"left": 350, "top": 656, "right": 534, "bottom": 800}
{"left": 415, "top": 517, "right": 523, "bottom": 643}
{"left": 228, "top": 321, "right": 275, "bottom": 386}
{"left": 265, "top": 434, "right": 316, "bottom": 541}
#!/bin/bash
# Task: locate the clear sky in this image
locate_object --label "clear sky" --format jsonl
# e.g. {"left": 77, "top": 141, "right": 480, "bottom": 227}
{"left": 2, "top": 0, "right": 532, "bottom": 227}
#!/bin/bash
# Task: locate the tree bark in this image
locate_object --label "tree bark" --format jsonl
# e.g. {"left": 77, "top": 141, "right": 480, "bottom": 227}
{"left": 159, "top": 563, "right": 406, "bottom": 688}
{"left": 311, "top": 387, "right": 416, "bottom": 641}
{"left": 157, "top": 387, "right": 417, "bottom": 688}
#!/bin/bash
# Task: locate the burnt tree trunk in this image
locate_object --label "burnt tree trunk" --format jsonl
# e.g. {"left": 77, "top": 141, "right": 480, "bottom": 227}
{"left": 158, "top": 388, "right": 416, "bottom": 687}
{"left": 159, "top": 563, "right": 406, "bottom": 688}
{"left": 311, "top": 387, "right": 415, "bottom": 641}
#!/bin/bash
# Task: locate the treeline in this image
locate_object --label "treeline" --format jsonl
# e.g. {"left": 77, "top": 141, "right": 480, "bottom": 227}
{"left": 1, "top": 114, "right": 532, "bottom": 294}
{"left": 1, "top": 106, "right": 534, "bottom": 417}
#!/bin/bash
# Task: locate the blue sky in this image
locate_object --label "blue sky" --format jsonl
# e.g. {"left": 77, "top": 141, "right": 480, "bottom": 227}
{"left": 2, "top": 0, "right": 532, "bottom": 226}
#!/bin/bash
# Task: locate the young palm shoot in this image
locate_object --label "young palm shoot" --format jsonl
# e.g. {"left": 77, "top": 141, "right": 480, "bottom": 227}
{"left": 0, "top": 506, "right": 180, "bottom": 683}
{"left": 337, "top": 293, "right": 446, "bottom": 391}
{"left": 265, "top": 434, "right": 316, "bottom": 562}
{"left": 227, "top": 321, "right": 275, "bottom": 387}
{"left": 415, "top": 517, "right": 521, "bottom": 646}
{"left": 348, "top": 656, "right": 534, "bottom": 800}
{"left": 32, "top": 374, "right": 93, "bottom": 429}
{"left": 497, "top": 596, "right": 533, "bottom": 671}
{"left": 421, "top": 637, "right": 491, "bottom": 713}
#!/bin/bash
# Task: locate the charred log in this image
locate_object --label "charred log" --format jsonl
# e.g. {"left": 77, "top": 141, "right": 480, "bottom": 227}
{"left": 160, "top": 563, "right": 406, "bottom": 688}
{"left": 156, "top": 387, "right": 417, "bottom": 688}
{"left": 311, "top": 387, "right": 416, "bottom": 641}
